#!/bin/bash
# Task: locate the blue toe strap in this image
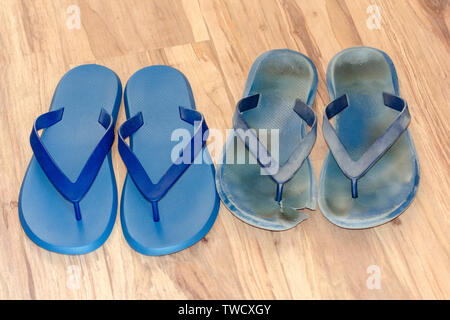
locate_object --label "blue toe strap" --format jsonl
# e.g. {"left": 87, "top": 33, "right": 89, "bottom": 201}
{"left": 323, "top": 92, "right": 410, "bottom": 198}
{"left": 118, "top": 106, "right": 208, "bottom": 222}
{"left": 30, "top": 108, "right": 115, "bottom": 220}
{"left": 233, "top": 94, "right": 317, "bottom": 202}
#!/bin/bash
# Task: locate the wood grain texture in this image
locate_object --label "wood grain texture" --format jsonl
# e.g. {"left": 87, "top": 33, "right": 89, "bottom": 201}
{"left": 0, "top": 0, "right": 448, "bottom": 299}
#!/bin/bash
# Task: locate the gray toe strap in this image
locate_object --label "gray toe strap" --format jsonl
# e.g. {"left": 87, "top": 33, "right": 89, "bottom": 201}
{"left": 322, "top": 92, "right": 410, "bottom": 198}
{"left": 233, "top": 93, "right": 317, "bottom": 202}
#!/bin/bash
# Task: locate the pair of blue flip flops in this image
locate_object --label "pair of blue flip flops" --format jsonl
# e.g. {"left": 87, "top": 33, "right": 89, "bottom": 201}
{"left": 216, "top": 47, "right": 419, "bottom": 230}
{"left": 19, "top": 65, "right": 219, "bottom": 255}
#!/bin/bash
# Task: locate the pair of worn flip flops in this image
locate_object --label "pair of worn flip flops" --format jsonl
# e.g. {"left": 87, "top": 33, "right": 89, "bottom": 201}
{"left": 216, "top": 47, "right": 419, "bottom": 230}
{"left": 19, "top": 65, "right": 219, "bottom": 255}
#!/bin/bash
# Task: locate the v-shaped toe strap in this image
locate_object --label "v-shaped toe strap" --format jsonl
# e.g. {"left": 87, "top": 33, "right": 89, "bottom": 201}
{"left": 322, "top": 92, "right": 410, "bottom": 198}
{"left": 30, "top": 108, "right": 115, "bottom": 220}
{"left": 118, "top": 106, "right": 208, "bottom": 222}
{"left": 233, "top": 93, "right": 317, "bottom": 202}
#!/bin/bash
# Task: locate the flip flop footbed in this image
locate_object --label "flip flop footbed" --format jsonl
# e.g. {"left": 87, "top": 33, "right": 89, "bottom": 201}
{"left": 19, "top": 64, "right": 122, "bottom": 254}
{"left": 318, "top": 47, "right": 419, "bottom": 228}
{"left": 121, "top": 66, "right": 219, "bottom": 255}
{"left": 216, "top": 49, "right": 318, "bottom": 231}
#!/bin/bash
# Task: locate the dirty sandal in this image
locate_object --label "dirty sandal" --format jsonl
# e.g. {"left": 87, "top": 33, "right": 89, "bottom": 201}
{"left": 319, "top": 47, "right": 420, "bottom": 228}
{"left": 216, "top": 49, "right": 318, "bottom": 231}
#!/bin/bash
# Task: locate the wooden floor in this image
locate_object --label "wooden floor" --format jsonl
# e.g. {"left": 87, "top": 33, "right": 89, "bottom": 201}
{"left": 0, "top": 0, "right": 449, "bottom": 299}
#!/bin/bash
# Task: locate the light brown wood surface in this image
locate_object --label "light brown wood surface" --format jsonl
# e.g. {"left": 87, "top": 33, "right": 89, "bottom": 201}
{"left": 0, "top": 0, "right": 449, "bottom": 299}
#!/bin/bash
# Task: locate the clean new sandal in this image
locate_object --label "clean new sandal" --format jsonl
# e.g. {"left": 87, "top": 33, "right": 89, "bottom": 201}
{"left": 216, "top": 49, "right": 318, "bottom": 231}
{"left": 119, "top": 65, "right": 219, "bottom": 255}
{"left": 318, "top": 47, "right": 420, "bottom": 228}
{"left": 19, "top": 64, "right": 122, "bottom": 254}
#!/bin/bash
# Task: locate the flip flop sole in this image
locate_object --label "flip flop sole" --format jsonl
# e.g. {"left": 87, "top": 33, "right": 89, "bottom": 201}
{"left": 216, "top": 49, "right": 318, "bottom": 231}
{"left": 19, "top": 64, "right": 122, "bottom": 254}
{"left": 318, "top": 47, "right": 420, "bottom": 229}
{"left": 120, "top": 66, "right": 219, "bottom": 255}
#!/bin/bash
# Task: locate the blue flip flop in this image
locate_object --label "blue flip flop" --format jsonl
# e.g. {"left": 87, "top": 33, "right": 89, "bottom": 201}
{"left": 215, "top": 49, "right": 318, "bottom": 231}
{"left": 318, "top": 47, "right": 420, "bottom": 228}
{"left": 119, "top": 65, "right": 219, "bottom": 255}
{"left": 19, "top": 64, "right": 122, "bottom": 254}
